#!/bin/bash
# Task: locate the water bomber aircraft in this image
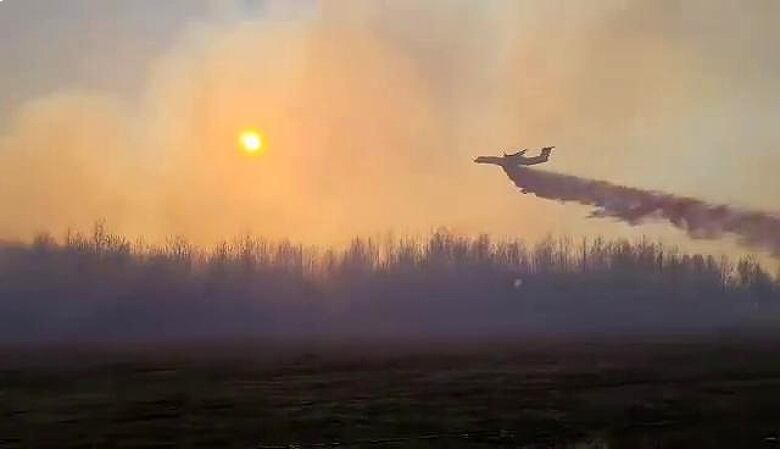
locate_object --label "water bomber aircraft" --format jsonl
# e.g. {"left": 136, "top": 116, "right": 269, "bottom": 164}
{"left": 474, "top": 146, "right": 555, "bottom": 193}
{"left": 474, "top": 146, "right": 554, "bottom": 167}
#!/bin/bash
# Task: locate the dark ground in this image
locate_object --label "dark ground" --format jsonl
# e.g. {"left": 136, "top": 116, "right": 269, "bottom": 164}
{"left": 3, "top": 336, "right": 780, "bottom": 448}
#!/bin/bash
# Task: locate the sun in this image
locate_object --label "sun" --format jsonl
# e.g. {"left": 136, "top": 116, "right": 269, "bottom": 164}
{"left": 238, "top": 130, "right": 264, "bottom": 155}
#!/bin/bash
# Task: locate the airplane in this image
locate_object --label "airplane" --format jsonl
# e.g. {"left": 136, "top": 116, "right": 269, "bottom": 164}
{"left": 474, "top": 146, "right": 554, "bottom": 167}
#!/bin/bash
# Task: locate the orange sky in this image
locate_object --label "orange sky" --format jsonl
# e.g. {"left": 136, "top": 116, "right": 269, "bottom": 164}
{"left": 1, "top": 0, "right": 779, "bottom": 262}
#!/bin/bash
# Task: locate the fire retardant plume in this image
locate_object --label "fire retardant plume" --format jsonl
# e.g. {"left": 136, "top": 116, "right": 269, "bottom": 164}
{"left": 503, "top": 166, "right": 780, "bottom": 257}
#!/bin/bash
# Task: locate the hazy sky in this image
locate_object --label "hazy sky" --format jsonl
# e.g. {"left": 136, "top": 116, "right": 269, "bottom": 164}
{"left": 1, "top": 0, "right": 778, "bottom": 258}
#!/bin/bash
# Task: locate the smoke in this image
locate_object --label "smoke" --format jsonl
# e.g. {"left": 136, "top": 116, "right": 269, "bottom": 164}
{"left": 503, "top": 166, "right": 780, "bottom": 257}
{"left": 0, "top": 1, "right": 779, "bottom": 250}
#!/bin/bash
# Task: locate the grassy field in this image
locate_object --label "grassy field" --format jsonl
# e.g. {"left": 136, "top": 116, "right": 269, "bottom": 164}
{"left": 3, "top": 337, "right": 780, "bottom": 448}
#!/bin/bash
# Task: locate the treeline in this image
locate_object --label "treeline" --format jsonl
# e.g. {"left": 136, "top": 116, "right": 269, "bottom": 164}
{"left": 0, "top": 223, "right": 778, "bottom": 341}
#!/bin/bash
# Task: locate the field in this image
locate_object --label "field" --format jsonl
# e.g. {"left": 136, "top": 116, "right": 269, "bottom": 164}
{"left": 3, "top": 337, "right": 780, "bottom": 448}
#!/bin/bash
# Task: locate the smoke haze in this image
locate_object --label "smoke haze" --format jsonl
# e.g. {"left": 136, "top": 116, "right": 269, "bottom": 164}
{"left": 1, "top": 0, "right": 779, "bottom": 255}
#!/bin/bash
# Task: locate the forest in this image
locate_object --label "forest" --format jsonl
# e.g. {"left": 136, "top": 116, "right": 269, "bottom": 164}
{"left": 1, "top": 222, "right": 778, "bottom": 341}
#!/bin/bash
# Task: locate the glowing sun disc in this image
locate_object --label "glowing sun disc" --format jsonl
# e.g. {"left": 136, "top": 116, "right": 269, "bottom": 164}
{"left": 239, "top": 130, "right": 264, "bottom": 154}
